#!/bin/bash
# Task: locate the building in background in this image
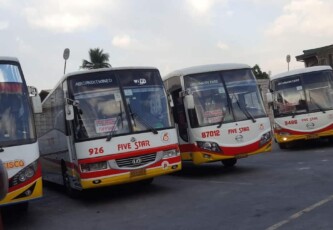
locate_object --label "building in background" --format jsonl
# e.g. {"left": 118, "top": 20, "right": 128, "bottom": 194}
{"left": 296, "top": 44, "right": 333, "bottom": 68}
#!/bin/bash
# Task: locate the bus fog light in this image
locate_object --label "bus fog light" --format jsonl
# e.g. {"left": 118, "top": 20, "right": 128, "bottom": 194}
{"left": 203, "top": 154, "right": 211, "bottom": 159}
{"left": 81, "top": 162, "right": 107, "bottom": 172}
{"left": 93, "top": 180, "right": 101, "bottom": 184}
{"left": 25, "top": 189, "right": 32, "bottom": 196}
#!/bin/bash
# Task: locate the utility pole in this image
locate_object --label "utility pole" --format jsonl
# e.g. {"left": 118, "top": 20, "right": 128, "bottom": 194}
{"left": 63, "top": 48, "right": 70, "bottom": 74}
{"left": 286, "top": 54, "right": 291, "bottom": 71}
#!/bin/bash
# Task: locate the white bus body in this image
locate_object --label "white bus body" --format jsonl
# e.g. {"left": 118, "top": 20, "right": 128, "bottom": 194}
{"left": 0, "top": 57, "right": 42, "bottom": 206}
{"left": 35, "top": 67, "right": 181, "bottom": 195}
{"left": 164, "top": 64, "right": 272, "bottom": 166}
{"left": 268, "top": 65, "right": 333, "bottom": 149}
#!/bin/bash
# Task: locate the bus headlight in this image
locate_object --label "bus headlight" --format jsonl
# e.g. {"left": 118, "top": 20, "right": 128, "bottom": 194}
{"left": 197, "top": 141, "right": 222, "bottom": 152}
{"left": 260, "top": 131, "right": 272, "bottom": 147}
{"left": 80, "top": 162, "right": 107, "bottom": 172}
{"left": 9, "top": 161, "right": 38, "bottom": 187}
{"left": 162, "top": 149, "right": 180, "bottom": 159}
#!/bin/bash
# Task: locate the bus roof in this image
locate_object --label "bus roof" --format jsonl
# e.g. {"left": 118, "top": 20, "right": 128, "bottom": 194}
{"left": 163, "top": 63, "right": 251, "bottom": 80}
{"left": 0, "top": 56, "right": 19, "bottom": 63}
{"left": 270, "top": 65, "right": 333, "bottom": 81}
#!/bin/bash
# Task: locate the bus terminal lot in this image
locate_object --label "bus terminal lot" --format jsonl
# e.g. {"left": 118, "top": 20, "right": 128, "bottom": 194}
{"left": 3, "top": 140, "right": 333, "bottom": 230}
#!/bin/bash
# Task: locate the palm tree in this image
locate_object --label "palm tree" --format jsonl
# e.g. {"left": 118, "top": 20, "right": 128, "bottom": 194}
{"left": 81, "top": 48, "right": 112, "bottom": 69}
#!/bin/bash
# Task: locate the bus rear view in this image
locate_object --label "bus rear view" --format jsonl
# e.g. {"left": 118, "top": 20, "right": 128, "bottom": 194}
{"left": 164, "top": 64, "right": 272, "bottom": 166}
{"left": 268, "top": 66, "right": 333, "bottom": 149}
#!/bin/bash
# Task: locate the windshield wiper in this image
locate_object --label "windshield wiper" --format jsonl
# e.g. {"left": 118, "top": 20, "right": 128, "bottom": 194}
{"left": 217, "top": 107, "right": 228, "bottom": 128}
{"left": 310, "top": 97, "right": 326, "bottom": 114}
{"left": 128, "top": 104, "right": 158, "bottom": 135}
{"left": 106, "top": 113, "right": 123, "bottom": 142}
{"left": 233, "top": 96, "right": 256, "bottom": 123}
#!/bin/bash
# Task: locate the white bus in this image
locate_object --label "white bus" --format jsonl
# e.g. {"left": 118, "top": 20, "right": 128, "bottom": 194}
{"left": 35, "top": 67, "right": 181, "bottom": 196}
{"left": 267, "top": 65, "right": 333, "bottom": 149}
{"left": 0, "top": 57, "right": 42, "bottom": 207}
{"left": 164, "top": 64, "right": 272, "bottom": 166}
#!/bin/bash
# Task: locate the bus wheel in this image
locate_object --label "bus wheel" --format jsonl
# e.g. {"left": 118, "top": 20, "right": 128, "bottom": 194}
{"left": 15, "top": 202, "right": 29, "bottom": 212}
{"left": 61, "top": 163, "right": 80, "bottom": 198}
{"left": 222, "top": 159, "right": 237, "bottom": 167}
{"left": 140, "top": 178, "right": 154, "bottom": 186}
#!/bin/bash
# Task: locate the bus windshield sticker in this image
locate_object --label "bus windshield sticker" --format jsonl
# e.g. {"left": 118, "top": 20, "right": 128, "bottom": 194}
{"left": 95, "top": 118, "right": 118, "bottom": 133}
{"left": 124, "top": 89, "right": 133, "bottom": 96}
{"left": 114, "top": 92, "right": 122, "bottom": 101}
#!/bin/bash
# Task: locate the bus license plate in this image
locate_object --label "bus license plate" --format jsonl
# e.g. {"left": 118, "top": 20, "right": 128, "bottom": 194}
{"left": 306, "top": 134, "right": 319, "bottom": 140}
{"left": 130, "top": 168, "right": 146, "bottom": 177}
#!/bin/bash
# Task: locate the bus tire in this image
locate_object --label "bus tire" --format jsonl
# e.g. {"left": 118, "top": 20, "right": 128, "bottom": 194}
{"left": 222, "top": 158, "right": 237, "bottom": 167}
{"left": 15, "top": 202, "right": 29, "bottom": 212}
{"left": 61, "top": 161, "right": 80, "bottom": 198}
{"left": 140, "top": 178, "right": 154, "bottom": 186}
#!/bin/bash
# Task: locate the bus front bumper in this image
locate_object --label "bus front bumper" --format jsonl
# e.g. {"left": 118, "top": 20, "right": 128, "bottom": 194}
{"left": 80, "top": 162, "right": 181, "bottom": 189}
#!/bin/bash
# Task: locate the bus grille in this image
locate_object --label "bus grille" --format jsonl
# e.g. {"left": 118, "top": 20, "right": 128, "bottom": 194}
{"left": 115, "top": 153, "right": 156, "bottom": 168}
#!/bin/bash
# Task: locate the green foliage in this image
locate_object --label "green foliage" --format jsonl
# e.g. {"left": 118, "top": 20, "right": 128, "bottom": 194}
{"left": 252, "top": 64, "right": 269, "bottom": 79}
{"left": 81, "top": 48, "right": 111, "bottom": 69}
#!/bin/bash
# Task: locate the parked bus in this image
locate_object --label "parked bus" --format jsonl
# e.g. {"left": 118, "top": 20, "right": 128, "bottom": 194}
{"left": 35, "top": 67, "right": 181, "bottom": 196}
{"left": 267, "top": 65, "right": 333, "bottom": 149}
{"left": 163, "top": 64, "right": 272, "bottom": 166}
{"left": 0, "top": 57, "right": 42, "bottom": 207}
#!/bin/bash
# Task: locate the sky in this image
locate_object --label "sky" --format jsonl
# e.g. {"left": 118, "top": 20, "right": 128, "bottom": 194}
{"left": 1, "top": 0, "right": 333, "bottom": 90}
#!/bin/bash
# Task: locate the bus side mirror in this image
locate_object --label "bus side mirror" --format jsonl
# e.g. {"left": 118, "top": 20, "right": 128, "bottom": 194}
{"left": 266, "top": 92, "right": 273, "bottom": 104}
{"left": 28, "top": 86, "right": 42, "bottom": 113}
{"left": 31, "top": 96, "right": 43, "bottom": 113}
{"left": 168, "top": 94, "right": 174, "bottom": 108}
{"left": 184, "top": 94, "right": 195, "bottom": 109}
{"left": 65, "top": 104, "right": 74, "bottom": 120}
{"left": 0, "top": 159, "right": 8, "bottom": 201}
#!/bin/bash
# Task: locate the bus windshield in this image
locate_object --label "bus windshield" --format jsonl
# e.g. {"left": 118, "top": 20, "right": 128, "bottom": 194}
{"left": 70, "top": 73, "right": 129, "bottom": 140}
{"left": 272, "top": 70, "right": 333, "bottom": 117}
{"left": 0, "top": 63, "right": 35, "bottom": 146}
{"left": 118, "top": 69, "right": 172, "bottom": 132}
{"left": 184, "top": 69, "right": 266, "bottom": 128}
{"left": 70, "top": 69, "right": 172, "bottom": 141}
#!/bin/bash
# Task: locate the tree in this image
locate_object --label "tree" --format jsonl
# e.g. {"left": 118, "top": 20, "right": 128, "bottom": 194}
{"left": 81, "top": 48, "right": 111, "bottom": 69}
{"left": 252, "top": 64, "right": 269, "bottom": 79}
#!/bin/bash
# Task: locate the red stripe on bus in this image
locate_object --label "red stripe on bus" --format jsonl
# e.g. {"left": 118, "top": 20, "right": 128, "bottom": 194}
{"left": 275, "top": 123, "right": 333, "bottom": 135}
{"left": 179, "top": 141, "right": 261, "bottom": 156}
{"left": 79, "top": 156, "right": 181, "bottom": 179}
{"left": 78, "top": 144, "right": 179, "bottom": 164}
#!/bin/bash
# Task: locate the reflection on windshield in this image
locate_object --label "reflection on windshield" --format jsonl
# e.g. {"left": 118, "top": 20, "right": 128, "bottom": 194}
{"left": 125, "top": 87, "right": 171, "bottom": 132}
{"left": 70, "top": 69, "right": 173, "bottom": 141}
{"left": 0, "top": 84, "right": 34, "bottom": 146}
{"left": 185, "top": 69, "right": 266, "bottom": 128}
{"left": 272, "top": 70, "right": 333, "bottom": 117}
{"left": 73, "top": 89, "right": 129, "bottom": 140}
